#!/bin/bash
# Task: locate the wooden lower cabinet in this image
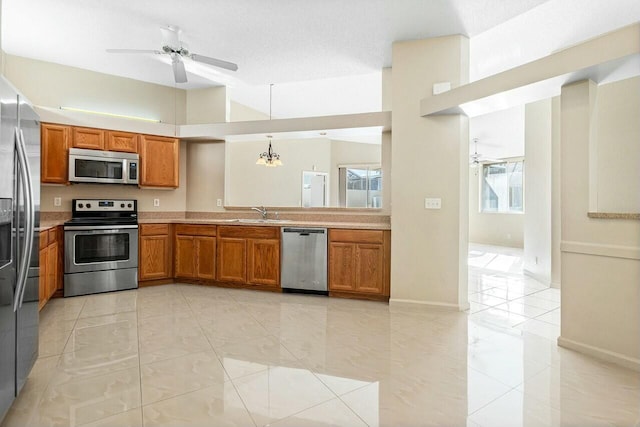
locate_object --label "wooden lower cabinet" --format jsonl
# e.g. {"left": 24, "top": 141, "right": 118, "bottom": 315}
{"left": 328, "top": 229, "right": 390, "bottom": 298}
{"left": 216, "top": 226, "right": 280, "bottom": 288}
{"left": 174, "top": 225, "right": 217, "bottom": 281}
{"left": 247, "top": 239, "right": 279, "bottom": 286}
{"left": 216, "top": 238, "right": 246, "bottom": 283}
{"left": 139, "top": 224, "right": 172, "bottom": 281}
{"left": 39, "top": 226, "right": 62, "bottom": 310}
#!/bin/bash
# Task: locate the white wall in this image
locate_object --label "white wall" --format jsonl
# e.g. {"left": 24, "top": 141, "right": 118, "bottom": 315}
{"left": 468, "top": 169, "right": 524, "bottom": 248}
{"left": 594, "top": 76, "right": 640, "bottom": 213}
{"left": 468, "top": 105, "right": 525, "bottom": 248}
{"left": 559, "top": 79, "right": 640, "bottom": 370}
{"left": 4, "top": 55, "right": 186, "bottom": 125}
{"left": 523, "top": 99, "right": 553, "bottom": 283}
{"left": 186, "top": 142, "right": 225, "bottom": 212}
{"left": 390, "top": 36, "right": 469, "bottom": 309}
{"left": 225, "top": 138, "right": 331, "bottom": 207}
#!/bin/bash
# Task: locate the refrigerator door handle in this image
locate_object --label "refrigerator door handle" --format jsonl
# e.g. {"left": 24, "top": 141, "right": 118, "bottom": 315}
{"left": 13, "top": 128, "right": 34, "bottom": 311}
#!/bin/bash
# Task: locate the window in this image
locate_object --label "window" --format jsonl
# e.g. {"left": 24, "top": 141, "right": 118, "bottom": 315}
{"left": 338, "top": 166, "right": 382, "bottom": 208}
{"left": 481, "top": 159, "right": 524, "bottom": 213}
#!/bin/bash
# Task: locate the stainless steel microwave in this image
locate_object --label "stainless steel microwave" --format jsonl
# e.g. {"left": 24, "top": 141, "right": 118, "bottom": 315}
{"left": 68, "top": 148, "right": 139, "bottom": 185}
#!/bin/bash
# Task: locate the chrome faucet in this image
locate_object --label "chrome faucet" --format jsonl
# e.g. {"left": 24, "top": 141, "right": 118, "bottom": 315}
{"left": 251, "top": 206, "right": 268, "bottom": 219}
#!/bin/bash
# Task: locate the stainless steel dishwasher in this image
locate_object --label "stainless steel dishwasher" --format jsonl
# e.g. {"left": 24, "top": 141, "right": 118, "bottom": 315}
{"left": 281, "top": 227, "right": 328, "bottom": 294}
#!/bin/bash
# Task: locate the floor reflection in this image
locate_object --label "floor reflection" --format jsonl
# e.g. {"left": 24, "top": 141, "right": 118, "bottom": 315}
{"left": 0, "top": 260, "right": 637, "bottom": 426}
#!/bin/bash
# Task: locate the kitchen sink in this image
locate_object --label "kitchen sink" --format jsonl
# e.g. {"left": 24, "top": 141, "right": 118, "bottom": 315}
{"left": 237, "top": 219, "right": 292, "bottom": 224}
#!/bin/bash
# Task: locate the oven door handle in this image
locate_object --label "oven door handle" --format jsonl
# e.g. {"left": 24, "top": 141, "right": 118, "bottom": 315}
{"left": 64, "top": 225, "right": 139, "bottom": 232}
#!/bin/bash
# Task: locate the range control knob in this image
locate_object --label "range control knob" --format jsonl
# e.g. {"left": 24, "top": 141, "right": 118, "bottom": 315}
{"left": 127, "top": 203, "right": 132, "bottom": 208}
{"left": 78, "top": 203, "right": 84, "bottom": 208}
{"left": 121, "top": 203, "right": 125, "bottom": 208}
{"left": 86, "top": 203, "right": 92, "bottom": 209}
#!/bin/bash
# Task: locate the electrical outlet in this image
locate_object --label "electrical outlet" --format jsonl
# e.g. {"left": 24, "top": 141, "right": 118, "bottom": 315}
{"left": 424, "top": 198, "right": 442, "bottom": 209}
{"left": 216, "top": 199, "right": 222, "bottom": 207}
{"left": 153, "top": 198, "right": 160, "bottom": 207}
{"left": 53, "top": 197, "right": 61, "bottom": 207}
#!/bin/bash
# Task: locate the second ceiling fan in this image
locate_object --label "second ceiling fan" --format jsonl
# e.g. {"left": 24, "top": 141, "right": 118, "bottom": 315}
{"left": 107, "top": 25, "right": 238, "bottom": 83}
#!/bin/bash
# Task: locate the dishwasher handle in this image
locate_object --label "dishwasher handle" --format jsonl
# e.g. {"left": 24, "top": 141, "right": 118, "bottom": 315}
{"left": 282, "top": 227, "right": 326, "bottom": 235}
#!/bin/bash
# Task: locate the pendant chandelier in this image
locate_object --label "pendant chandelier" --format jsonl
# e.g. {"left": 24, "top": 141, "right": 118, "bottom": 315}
{"left": 256, "top": 135, "right": 282, "bottom": 167}
{"left": 256, "top": 84, "right": 282, "bottom": 167}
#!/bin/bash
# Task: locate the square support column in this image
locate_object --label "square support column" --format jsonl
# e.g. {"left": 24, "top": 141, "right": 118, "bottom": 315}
{"left": 390, "top": 36, "right": 469, "bottom": 310}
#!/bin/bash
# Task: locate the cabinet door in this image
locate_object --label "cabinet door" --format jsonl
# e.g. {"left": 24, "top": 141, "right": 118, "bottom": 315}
{"left": 216, "top": 238, "right": 246, "bottom": 283}
{"left": 140, "top": 135, "right": 179, "bottom": 187}
{"left": 195, "top": 236, "right": 216, "bottom": 280}
{"left": 47, "top": 242, "right": 58, "bottom": 299}
{"left": 355, "top": 244, "right": 384, "bottom": 294}
{"left": 139, "top": 235, "right": 171, "bottom": 280}
{"left": 106, "top": 131, "right": 138, "bottom": 153}
{"left": 175, "top": 235, "right": 195, "bottom": 278}
{"left": 72, "top": 127, "right": 105, "bottom": 150}
{"left": 328, "top": 243, "right": 356, "bottom": 291}
{"left": 247, "top": 239, "right": 279, "bottom": 286}
{"left": 41, "top": 123, "right": 70, "bottom": 184}
{"left": 39, "top": 247, "right": 48, "bottom": 310}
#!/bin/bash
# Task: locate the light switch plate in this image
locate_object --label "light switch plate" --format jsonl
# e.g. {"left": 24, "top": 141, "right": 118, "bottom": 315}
{"left": 153, "top": 198, "right": 160, "bottom": 207}
{"left": 424, "top": 198, "right": 442, "bottom": 209}
{"left": 216, "top": 199, "right": 222, "bottom": 207}
{"left": 53, "top": 197, "right": 61, "bottom": 207}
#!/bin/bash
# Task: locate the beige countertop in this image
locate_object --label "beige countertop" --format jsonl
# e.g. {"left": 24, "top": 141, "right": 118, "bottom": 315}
{"left": 139, "top": 218, "right": 391, "bottom": 230}
{"left": 38, "top": 218, "right": 391, "bottom": 231}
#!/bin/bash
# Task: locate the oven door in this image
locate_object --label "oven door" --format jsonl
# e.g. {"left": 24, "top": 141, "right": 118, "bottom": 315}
{"left": 64, "top": 226, "right": 138, "bottom": 274}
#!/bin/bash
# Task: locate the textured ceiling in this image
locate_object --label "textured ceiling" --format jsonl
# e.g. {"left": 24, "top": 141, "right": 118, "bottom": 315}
{"left": 2, "top": 0, "right": 551, "bottom": 88}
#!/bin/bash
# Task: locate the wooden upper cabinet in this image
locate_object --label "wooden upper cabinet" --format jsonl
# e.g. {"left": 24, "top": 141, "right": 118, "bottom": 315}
{"left": 106, "top": 131, "right": 138, "bottom": 153}
{"left": 140, "top": 135, "right": 179, "bottom": 188}
{"left": 41, "top": 123, "right": 70, "bottom": 184}
{"left": 72, "top": 127, "right": 105, "bottom": 150}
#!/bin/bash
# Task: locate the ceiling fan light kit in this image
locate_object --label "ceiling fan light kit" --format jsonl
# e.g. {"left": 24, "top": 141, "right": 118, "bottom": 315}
{"left": 106, "top": 25, "right": 238, "bottom": 84}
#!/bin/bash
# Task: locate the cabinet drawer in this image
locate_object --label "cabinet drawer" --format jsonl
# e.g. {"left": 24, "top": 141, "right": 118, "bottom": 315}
{"left": 218, "top": 226, "right": 279, "bottom": 239}
{"left": 140, "top": 223, "right": 170, "bottom": 236}
{"left": 329, "top": 229, "right": 384, "bottom": 244}
{"left": 175, "top": 224, "right": 217, "bottom": 236}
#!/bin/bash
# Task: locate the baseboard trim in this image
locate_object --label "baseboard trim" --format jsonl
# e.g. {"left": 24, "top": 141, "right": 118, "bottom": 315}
{"left": 389, "top": 298, "right": 469, "bottom": 311}
{"left": 557, "top": 336, "right": 640, "bottom": 372}
{"left": 523, "top": 269, "right": 551, "bottom": 286}
{"left": 550, "top": 280, "right": 561, "bottom": 289}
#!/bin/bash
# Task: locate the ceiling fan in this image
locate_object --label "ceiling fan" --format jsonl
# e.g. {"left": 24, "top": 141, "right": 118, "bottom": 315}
{"left": 470, "top": 138, "right": 498, "bottom": 167}
{"left": 106, "top": 25, "right": 238, "bottom": 84}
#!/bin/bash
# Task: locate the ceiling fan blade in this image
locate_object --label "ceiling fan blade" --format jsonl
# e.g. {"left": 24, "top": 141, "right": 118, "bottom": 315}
{"left": 106, "top": 48, "right": 162, "bottom": 54}
{"left": 161, "top": 25, "right": 181, "bottom": 50}
{"left": 172, "top": 57, "right": 188, "bottom": 83}
{"left": 190, "top": 53, "right": 238, "bottom": 72}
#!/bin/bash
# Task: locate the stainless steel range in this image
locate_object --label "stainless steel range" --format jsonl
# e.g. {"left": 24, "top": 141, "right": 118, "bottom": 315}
{"left": 64, "top": 199, "right": 138, "bottom": 297}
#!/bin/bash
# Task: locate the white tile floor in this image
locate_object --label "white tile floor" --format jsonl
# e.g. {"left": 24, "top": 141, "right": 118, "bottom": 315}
{"left": 1, "top": 245, "right": 638, "bottom": 427}
{"left": 468, "top": 244, "right": 561, "bottom": 340}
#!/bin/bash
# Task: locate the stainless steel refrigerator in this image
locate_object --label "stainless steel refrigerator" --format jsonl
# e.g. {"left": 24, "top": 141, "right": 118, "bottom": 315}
{"left": 0, "top": 76, "right": 40, "bottom": 421}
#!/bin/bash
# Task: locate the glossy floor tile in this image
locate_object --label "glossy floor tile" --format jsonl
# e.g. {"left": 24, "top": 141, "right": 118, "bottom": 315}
{"left": 1, "top": 246, "right": 638, "bottom": 427}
